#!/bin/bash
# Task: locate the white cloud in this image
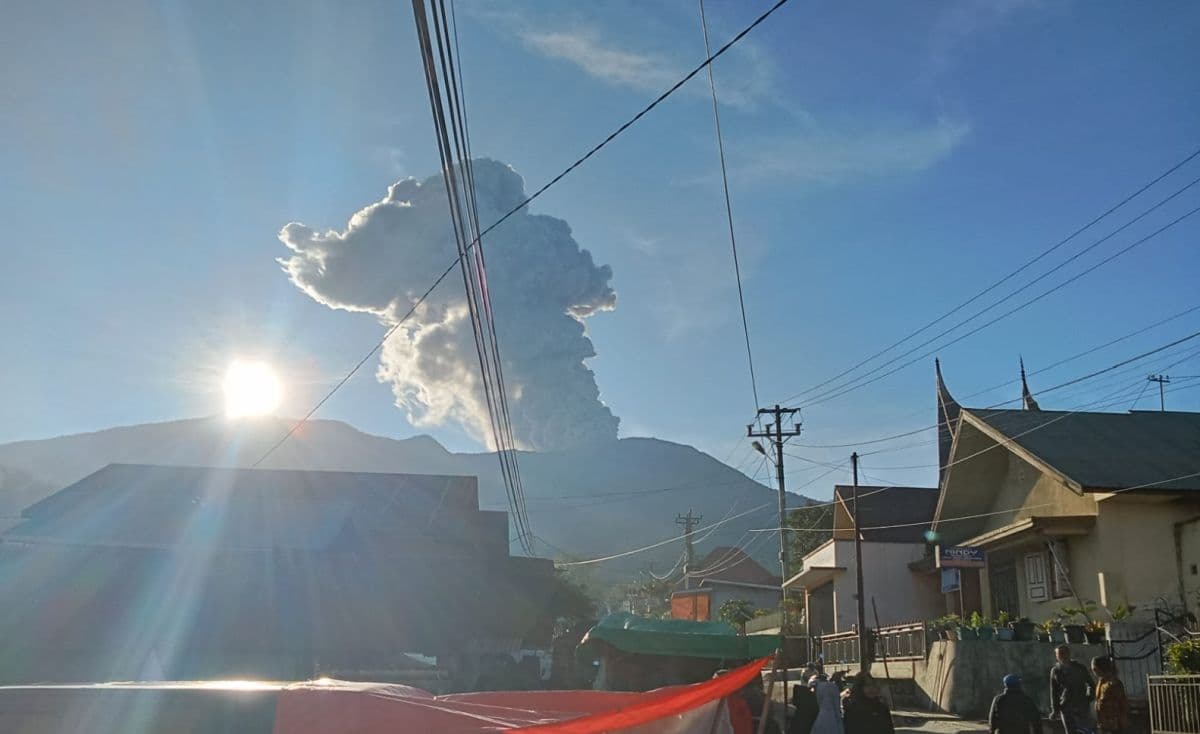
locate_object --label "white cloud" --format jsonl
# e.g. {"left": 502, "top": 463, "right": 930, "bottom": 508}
{"left": 730, "top": 118, "right": 970, "bottom": 186}
{"left": 521, "top": 29, "right": 679, "bottom": 93}
{"left": 514, "top": 23, "right": 778, "bottom": 110}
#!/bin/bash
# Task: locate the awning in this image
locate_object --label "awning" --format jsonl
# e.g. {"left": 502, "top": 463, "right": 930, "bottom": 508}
{"left": 578, "top": 613, "right": 777, "bottom": 661}
{"left": 962, "top": 515, "right": 1095, "bottom": 552}
{"left": 782, "top": 565, "right": 845, "bottom": 591}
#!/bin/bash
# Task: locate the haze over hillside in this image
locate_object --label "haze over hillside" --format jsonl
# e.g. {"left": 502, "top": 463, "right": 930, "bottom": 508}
{"left": 0, "top": 417, "right": 810, "bottom": 579}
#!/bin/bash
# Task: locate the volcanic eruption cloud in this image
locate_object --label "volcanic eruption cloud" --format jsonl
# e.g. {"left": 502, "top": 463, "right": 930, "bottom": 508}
{"left": 279, "top": 159, "right": 620, "bottom": 451}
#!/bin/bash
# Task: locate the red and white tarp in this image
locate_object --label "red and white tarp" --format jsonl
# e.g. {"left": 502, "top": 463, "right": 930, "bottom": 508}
{"left": 273, "top": 656, "right": 768, "bottom": 733}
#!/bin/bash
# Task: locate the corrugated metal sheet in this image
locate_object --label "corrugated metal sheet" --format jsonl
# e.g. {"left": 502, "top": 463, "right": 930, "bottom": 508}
{"left": 971, "top": 410, "right": 1200, "bottom": 492}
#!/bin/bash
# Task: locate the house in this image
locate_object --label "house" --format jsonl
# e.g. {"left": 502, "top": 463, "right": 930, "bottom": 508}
{"left": 670, "top": 546, "right": 781, "bottom": 621}
{"left": 784, "top": 485, "right": 944, "bottom": 636}
{"left": 0, "top": 463, "right": 558, "bottom": 685}
{"left": 929, "top": 405, "right": 1200, "bottom": 623}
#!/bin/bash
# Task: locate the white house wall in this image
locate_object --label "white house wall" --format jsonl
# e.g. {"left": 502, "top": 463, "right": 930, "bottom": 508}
{"left": 830, "top": 540, "right": 942, "bottom": 631}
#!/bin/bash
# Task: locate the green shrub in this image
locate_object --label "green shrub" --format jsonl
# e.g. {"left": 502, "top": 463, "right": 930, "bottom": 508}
{"left": 1165, "top": 638, "right": 1200, "bottom": 674}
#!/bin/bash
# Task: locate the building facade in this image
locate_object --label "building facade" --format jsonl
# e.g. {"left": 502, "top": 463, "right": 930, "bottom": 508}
{"left": 0, "top": 463, "right": 557, "bottom": 684}
{"left": 931, "top": 408, "right": 1200, "bottom": 622}
{"left": 785, "top": 486, "right": 945, "bottom": 636}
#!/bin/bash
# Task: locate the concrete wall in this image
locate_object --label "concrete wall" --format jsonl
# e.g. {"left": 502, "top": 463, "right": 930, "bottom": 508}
{"left": 908, "top": 640, "right": 1108, "bottom": 717}
{"left": 1090, "top": 495, "right": 1200, "bottom": 610}
{"left": 829, "top": 540, "right": 942, "bottom": 631}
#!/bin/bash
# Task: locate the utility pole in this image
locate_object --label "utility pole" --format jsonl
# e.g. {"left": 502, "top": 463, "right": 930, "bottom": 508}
{"left": 748, "top": 404, "right": 801, "bottom": 714}
{"left": 1148, "top": 375, "right": 1171, "bottom": 411}
{"left": 676, "top": 510, "right": 702, "bottom": 589}
{"left": 852, "top": 452, "right": 868, "bottom": 671}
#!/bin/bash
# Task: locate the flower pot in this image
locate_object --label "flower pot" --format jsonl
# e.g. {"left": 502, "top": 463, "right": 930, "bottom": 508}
{"left": 977, "top": 626, "right": 995, "bottom": 641}
{"left": 1085, "top": 629, "right": 1106, "bottom": 645}
{"left": 1049, "top": 627, "right": 1067, "bottom": 644}
{"left": 1011, "top": 622, "right": 1036, "bottom": 642}
{"left": 1036, "top": 631, "right": 1051, "bottom": 643}
{"left": 996, "top": 628, "right": 1015, "bottom": 642}
{"left": 957, "top": 628, "right": 978, "bottom": 641}
{"left": 1064, "top": 625, "right": 1087, "bottom": 644}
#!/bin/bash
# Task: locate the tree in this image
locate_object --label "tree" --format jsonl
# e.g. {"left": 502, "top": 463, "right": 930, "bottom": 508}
{"left": 545, "top": 570, "right": 597, "bottom": 622}
{"left": 719, "top": 598, "right": 756, "bottom": 635}
{"left": 786, "top": 503, "right": 834, "bottom": 575}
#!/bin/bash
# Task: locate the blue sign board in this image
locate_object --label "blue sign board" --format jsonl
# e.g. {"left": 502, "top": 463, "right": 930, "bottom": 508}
{"left": 940, "top": 568, "right": 961, "bottom": 594}
{"left": 938, "top": 545, "right": 986, "bottom": 568}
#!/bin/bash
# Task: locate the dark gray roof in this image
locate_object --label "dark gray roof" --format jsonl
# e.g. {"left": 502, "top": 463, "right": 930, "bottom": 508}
{"left": 969, "top": 409, "right": 1200, "bottom": 492}
{"left": 833, "top": 485, "right": 939, "bottom": 543}
{"left": 12, "top": 463, "right": 506, "bottom": 554}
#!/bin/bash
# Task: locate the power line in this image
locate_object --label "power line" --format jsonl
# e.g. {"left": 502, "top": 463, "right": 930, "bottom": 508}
{"left": 414, "top": 0, "right": 532, "bottom": 551}
{"left": 698, "top": 0, "right": 759, "bottom": 414}
{"left": 556, "top": 501, "right": 774, "bottom": 567}
{"left": 251, "top": 0, "right": 793, "bottom": 469}
{"left": 788, "top": 317, "right": 1200, "bottom": 452}
{"left": 799, "top": 196, "right": 1200, "bottom": 410}
{"left": 778, "top": 146, "right": 1200, "bottom": 406}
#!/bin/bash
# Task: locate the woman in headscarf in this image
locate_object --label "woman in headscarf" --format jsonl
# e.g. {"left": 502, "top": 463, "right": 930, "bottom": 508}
{"left": 810, "top": 673, "right": 845, "bottom": 734}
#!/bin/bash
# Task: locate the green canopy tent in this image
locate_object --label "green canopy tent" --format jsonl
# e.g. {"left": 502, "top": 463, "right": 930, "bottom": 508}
{"left": 577, "top": 614, "right": 776, "bottom": 691}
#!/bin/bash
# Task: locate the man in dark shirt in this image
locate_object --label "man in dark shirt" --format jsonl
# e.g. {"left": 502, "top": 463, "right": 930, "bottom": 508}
{"left": 1050, "top": 645, "right": 1095, "bottom": 734}
{"left": 990, "top": 675, "right": 1042, "bottom": 734}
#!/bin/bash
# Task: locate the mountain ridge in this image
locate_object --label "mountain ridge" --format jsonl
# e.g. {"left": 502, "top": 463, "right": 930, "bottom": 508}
{"left": 0, "top": 417, "right": 810, "bottom": 580}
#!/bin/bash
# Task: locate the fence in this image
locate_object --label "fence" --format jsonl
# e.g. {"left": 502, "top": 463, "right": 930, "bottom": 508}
{"left": 819, "top": 623, "right": 929, "bottom": 667}
{"left": 820, "top": 631, "right": 861, "bottom": 666}
{"left": 1148, "top": 675, "right": 1200, "bottom": 734}
{"left": 873, "top": 622, "right": 928, "bottom": 661}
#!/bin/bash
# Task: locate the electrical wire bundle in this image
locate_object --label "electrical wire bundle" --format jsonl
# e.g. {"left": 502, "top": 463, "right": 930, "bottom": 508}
{"left": 411, "top": 0, "right": 533, "bottom": 553}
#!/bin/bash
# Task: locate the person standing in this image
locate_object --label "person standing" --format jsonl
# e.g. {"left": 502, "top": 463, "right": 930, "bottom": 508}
{"left": 1091, "top": 656, "right": 1129, "bottom": 734}
{"left": 790, "top": 681, "right": 819, "bottom": 734}
{"left": 842, "top": 674, "right": 895, "bottom": 734}
{"left": 1050, "top": 645, "right": 1095, "bottom": 734}
{"left": 810, "top": 674, "right": 845, "bottom": 734}
{"left": 989, "top": 675, "right": 1042, "bottom": 734}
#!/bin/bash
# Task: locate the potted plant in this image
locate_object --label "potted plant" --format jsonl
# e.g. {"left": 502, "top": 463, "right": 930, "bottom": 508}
{"left": 1107, "top": 603, "right": 1135, "bottom": 622}
{"left": 972, "top": 611, "right": 996, "bottom": 641}
{"left": 1011, "top": 616, "right": 1036, "bottom": 642}
{"left": 1045, "top": 617, "right": 1067, "bottom": 644}
{"left": 957, "top": 613, "right": 978, "bottom": 641}
{"left": 995, "top": 611, "right": 1015, "bottom": 641}
{"left": 1059, "top": 608, "right": 1084, "bottom": 644}
{"left": 1033, "top": 621, "right": 1051, "bottom": 643}
{"left": 1084, "top": 620, "right": 1106, "bottom": 645}
{"left": 1061, "top": 602, "right": 1097, "bottom": 644}
{"left": 932, "top": 614, "right": 961, "bottom": 641}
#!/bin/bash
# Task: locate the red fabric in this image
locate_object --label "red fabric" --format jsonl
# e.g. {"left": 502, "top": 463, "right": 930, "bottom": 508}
{"left": 273, "top": 657, "right": 770, "bottom": 734}
{"left": 726, "top": 696, "right": 753, "bottom": 734}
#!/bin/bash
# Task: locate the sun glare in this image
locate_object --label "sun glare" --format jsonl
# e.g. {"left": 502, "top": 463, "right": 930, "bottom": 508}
{"left": 224, "top": 360, "right": 283, "bottom": 418}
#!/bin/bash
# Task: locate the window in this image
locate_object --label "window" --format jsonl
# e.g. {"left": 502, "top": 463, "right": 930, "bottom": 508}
{"left": 1047, "top": 539, "right": 1072, "bottom": 599}
{"left": 1025, "top": 552, "right": 1048, "bottom": 602}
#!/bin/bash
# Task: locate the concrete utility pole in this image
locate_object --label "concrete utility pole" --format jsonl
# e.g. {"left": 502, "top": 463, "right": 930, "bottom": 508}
{"left": 852, "top": 452, "right": 868, "bottom": 671}
{"left": 748, "top": 405, "right": 802, "bottom": 713}
{"left": 1148, "top": 374, "right": 1171, "bottom": 411}
{"left": 676, "top": 510, "right": 703, "bottom": 589}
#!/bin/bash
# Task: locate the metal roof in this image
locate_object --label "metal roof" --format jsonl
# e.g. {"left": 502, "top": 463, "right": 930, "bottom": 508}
{"left": 967, "top": 409, "right": 1200, "bottom": 492}
{"left": 833, "top": 485, "right": 939, "bottom": 543}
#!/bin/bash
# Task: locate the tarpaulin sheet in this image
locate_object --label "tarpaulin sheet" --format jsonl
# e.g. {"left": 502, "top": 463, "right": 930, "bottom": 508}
{"left": 578, "top": 613, "right": 778, "bottom": 660}
{"left": 273, "top": 656, "right": 769, "bottom": 733}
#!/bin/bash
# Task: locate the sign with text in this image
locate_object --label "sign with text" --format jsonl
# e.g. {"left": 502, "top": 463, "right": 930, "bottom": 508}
{"left": 937, "top": 545, "right": 986, "bottom": 568}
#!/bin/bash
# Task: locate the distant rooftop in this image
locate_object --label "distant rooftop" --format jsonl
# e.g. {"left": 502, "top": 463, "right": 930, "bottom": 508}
{"left": 833, "top": 485, "right": 939, "bottom": 543}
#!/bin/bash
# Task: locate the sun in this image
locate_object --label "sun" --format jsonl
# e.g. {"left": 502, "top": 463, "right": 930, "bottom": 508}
{"left": 223, "top": 360, "right": 283, "bottom": 418}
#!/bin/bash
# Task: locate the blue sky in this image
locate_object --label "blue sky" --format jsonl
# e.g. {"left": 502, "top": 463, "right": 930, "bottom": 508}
{"left": 2, "top": 0, "right": 1198, "bottom": 498}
